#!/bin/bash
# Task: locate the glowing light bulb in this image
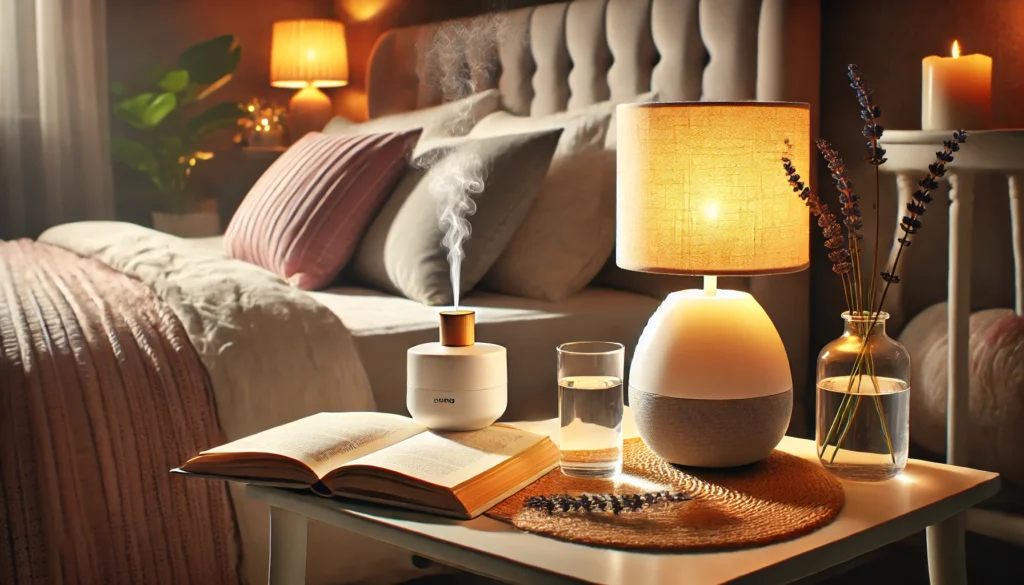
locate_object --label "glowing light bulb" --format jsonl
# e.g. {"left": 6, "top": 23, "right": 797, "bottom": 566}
{"left": 261, "top": 118, "right": 269, "bottom": 126}
{"left": 306, "top": 48, "right": 317, "bottom": 61}
{"left": 951, "top": 40, "right": 961, "bottom": 59}
{"left": 704, "top": 201, "right": 720, "bottom": 221}
{"left": 247, "top": 105, "right": 256, "bottom": 112}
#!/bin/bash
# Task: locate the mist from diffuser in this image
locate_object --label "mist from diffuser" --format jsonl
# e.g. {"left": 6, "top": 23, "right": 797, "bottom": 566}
{"left": 617, "top": 102, "right": 810, "bottom": 468}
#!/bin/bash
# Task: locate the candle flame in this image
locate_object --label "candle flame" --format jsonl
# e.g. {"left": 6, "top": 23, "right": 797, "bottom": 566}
{"left": 952, "top": 40, "right": 961, "bottom": 59}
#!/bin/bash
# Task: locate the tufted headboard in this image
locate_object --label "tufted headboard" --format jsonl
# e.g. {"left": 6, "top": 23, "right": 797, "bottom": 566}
{"left": 364, "top": 0, "right": 819, "bottom": 128}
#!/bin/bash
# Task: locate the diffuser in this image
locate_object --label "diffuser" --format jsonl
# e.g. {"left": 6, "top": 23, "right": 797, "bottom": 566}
{"left": 407, "top": 310, "right": 507, "bottom": 431}
{"left": 617, "top": 102, "right": 810, "bottom": 467}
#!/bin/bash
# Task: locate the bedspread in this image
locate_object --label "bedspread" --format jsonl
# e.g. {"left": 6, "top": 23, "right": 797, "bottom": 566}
{"left": 36, "top": 221, "right": 379, "bottom": 585}
{"left": 0, "top": 239, "right": 238, "bottom": 584}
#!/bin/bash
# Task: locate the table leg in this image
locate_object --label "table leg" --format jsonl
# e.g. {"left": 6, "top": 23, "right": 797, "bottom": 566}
{"left": 1008, "top": 174, "right": 1024, "bottom": 316}
{"left": 926, "top": 171, "right": 974, "bottom": 585}
{"left": 885, "top": 173, "right": 919, "bottom": 330}
{"left": 269, "top": 506, "right": 308, "bottom": 585}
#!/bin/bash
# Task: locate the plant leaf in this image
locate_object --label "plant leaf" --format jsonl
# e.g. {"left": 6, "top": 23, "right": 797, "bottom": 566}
{"left": 142, "top": 92, "right": 177, "bottom": 128}
{"left": 114, "top": 92, "right": 155, "bottom": 129}
{"left": 179, "top": 34, "right": 241, "bottom": 85}
{"left": 110, "top": 138, "right": 158, "bottom": 176}
{"left": 187, "top": 100, "right": 245, "bottom": 139}
{"left": 158, "top": 69, "right": 190, "bottom": 93}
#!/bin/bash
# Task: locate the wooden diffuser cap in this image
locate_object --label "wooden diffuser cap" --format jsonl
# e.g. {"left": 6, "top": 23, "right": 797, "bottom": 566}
{"left": 440, "top": 310, "right": 475, "bottom": 347}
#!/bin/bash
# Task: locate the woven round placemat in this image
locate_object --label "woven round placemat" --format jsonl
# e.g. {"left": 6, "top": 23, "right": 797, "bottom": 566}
{"left": 486, "top": 438, "right": 844, "bottom": 551}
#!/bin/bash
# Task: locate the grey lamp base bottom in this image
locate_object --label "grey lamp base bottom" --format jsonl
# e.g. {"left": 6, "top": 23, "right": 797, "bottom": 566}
{"left": 629, "top": 386, "right": 793, "bottom": 468}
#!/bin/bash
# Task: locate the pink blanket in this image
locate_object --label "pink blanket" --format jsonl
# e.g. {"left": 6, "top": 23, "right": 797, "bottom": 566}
{"left": 0, "top": 239, "right": 239, "bottom": 584}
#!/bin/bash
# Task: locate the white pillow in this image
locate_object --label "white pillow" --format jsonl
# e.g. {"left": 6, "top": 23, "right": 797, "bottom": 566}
{"left": 323, "top": 89, "right": 501, "bottom": 144}
{"left": 475, "top": 101, "right": 616, "bottom": 301}
{"left": 478, "top": 92, "right": 658, "bottom": 302}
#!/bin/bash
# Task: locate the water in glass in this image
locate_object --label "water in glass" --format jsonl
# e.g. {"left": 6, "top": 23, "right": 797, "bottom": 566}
{"left": 558, "top": 375, "right": 623, "bottom": 478}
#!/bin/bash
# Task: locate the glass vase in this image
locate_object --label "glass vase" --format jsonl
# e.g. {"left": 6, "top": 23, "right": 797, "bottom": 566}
{"left": 816, "top": 311, "right": 911, "bottom": 481}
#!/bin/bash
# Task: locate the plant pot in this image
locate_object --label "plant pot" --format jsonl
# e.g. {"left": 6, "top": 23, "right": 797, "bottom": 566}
{"left": 152, "top": 209, "right": 220, "bottom": 238}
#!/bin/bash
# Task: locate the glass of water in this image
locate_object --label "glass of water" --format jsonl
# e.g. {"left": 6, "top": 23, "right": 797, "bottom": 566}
{"left": 557, "top": 341, "right": 624, "bottom": 478}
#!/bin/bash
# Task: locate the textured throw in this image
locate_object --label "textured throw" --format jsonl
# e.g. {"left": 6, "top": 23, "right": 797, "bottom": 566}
{"left": 0, "top": 240, "right": 239, "bottom": 585}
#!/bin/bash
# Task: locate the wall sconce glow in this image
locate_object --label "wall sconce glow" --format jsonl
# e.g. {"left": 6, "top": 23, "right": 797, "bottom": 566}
{"left": 340, "top": 0, "right": 390, "bottom": 22}
{"left": 951, "top": 39, "right": 961, "bottom": 59}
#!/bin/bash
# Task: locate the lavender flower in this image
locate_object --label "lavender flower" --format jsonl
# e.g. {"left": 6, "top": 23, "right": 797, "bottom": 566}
{"left": 848, "top": 64, "right": 886, "bottom": 165}
{"left": 880, "top": 129, "right": 968, "bottom": 284}
{"left": 817, "top": 139, "right": 863, "bottom": 239}
{"left": 782, "top": 156, "right": 851, "bottom": 275}
{"left": 523, "top": 491, "right": 690, "bottom": 515}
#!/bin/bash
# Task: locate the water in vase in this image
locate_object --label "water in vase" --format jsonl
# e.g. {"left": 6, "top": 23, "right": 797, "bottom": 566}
{"left": 816, "top": 375, "right": 909, "bottom": 481}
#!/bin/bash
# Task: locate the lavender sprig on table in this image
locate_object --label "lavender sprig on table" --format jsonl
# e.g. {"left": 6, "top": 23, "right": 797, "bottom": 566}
{"left": 523, "top": 491, "right": 690, "bottom": 515}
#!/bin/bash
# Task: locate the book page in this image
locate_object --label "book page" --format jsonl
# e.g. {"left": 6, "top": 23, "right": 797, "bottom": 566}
{"left": 344, "top": 424, "right": 544, "bottom": 488}
{"left": 203, "top": 412, "right": 427, "bottom": 479}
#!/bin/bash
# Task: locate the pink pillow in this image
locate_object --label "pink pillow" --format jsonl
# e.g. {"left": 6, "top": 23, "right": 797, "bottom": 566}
{"left": 224, "top": 130, "right": 420, "bottom": 289}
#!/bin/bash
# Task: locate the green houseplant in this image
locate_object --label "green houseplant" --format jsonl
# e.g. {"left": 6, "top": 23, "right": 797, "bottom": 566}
{"left": 111, "top": 35, "right": 245, "bottom": 235}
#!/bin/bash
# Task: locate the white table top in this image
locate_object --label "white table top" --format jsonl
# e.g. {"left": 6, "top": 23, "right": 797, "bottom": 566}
{"left": 879, "top": 129, "right": 1024, "bottom": 172}
{"left": 247, "top": 419, "right": 999, "bottom": 585}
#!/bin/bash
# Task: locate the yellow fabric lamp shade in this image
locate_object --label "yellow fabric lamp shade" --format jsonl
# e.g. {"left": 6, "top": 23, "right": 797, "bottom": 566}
{"left": 619, "top": 101, "right": 811, "bottom": 468}
{"left": 270, "top": 19, "right": 348, "bottom": 139}
{"left": 616, "top": 102, "right": 810, "bottom": 276}
{"left": 270, "top": 19, "right": 349, "bottom": 89}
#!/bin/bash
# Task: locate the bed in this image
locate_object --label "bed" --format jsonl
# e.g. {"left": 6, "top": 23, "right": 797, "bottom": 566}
{"left": 2, "top": 1, "right": 821, "bottom": 584}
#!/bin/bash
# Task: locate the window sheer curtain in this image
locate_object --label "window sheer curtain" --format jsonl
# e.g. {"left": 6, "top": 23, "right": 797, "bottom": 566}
{"left": 0, "top": 0, "right": 114, "bottom": 240}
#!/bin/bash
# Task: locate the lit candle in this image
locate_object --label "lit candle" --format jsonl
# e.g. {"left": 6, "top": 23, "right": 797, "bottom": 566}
{"left": 922, "top": 40, "right": 992, "bottom": 130}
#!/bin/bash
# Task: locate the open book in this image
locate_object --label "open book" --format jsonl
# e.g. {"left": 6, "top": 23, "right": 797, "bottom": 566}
{"left": 176, "top": 412, "right": 559, "bottom": 519}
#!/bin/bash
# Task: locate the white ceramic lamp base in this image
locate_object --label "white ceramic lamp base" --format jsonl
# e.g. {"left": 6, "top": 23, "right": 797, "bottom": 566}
{"left": 629, "top": 286, "right": 793, "bottom": 467}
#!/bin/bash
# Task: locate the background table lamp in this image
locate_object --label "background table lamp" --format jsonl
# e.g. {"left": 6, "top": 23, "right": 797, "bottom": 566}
{"left": 617, "top": 102, "right": 810, "bottom": 467}
{"left": 271, "top": 19, "right": 348, "bottom": 139}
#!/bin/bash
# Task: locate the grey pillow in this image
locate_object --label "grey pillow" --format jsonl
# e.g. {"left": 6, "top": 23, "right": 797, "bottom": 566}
{"left": 351, "top": 129, "right": 563, "bottom": 305}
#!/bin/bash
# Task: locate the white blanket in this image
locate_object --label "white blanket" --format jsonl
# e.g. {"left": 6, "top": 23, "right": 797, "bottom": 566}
{"left": 39, "top": 222, "right": 433, "bottom": 585}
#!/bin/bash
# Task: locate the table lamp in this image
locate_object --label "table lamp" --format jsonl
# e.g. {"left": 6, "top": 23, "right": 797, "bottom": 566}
{"left": 271, "top": 19, "right": 348, "bottom": 139}
{"left": 617, "top": 102, "right": 810, "bottom": 467}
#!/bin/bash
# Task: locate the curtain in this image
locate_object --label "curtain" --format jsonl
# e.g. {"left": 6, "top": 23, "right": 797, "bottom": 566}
{"left": 0, "top": 0, "right": 114, "bottom": 240}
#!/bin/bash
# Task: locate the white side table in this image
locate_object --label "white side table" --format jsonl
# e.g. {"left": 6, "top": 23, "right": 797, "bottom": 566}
{"left": 246, "top": 421, "right": 998, "bottom": 585}
{"left": 879, "top": 129, "right": 1024, "bottom": 584}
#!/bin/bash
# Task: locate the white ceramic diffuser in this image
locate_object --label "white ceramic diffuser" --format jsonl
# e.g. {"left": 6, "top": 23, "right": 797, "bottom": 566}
{"left": 407, "top": 310, "right": 507, "bottom": 431}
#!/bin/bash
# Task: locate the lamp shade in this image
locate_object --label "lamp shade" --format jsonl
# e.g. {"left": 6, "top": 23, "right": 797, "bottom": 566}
{"left": 271, "top": 19, "right": 349, "bottom": 89}
{"left": 616, "top": 102, "right": 810, "bottom": 275}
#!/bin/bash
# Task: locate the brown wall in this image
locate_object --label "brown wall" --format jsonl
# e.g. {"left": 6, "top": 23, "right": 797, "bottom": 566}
{"left": 106, "top": 0, "right": 337, "bottom": 107}
{"left": 814, "top": 0, "right": 1024, "bottom": 367}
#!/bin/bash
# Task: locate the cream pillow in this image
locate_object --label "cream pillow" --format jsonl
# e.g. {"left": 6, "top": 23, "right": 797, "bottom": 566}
{"left": 477, "top": 92, "right": 657, "bottom": 302}
{"left": 323, "top": 89, "right": 501, "bottom": 144}
{"left": 350, "top": 129, "right": 563, "bottom": 306}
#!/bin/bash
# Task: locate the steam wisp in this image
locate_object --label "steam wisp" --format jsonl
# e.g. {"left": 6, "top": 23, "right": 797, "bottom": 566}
{"left": 418, "top": 15, "right": 506, "bottom": 309}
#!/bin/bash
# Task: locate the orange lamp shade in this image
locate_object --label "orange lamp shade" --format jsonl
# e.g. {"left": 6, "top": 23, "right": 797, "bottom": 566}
{"left": 616, "top": 102, "right": 811, "bottom": 276}
{"left": 270, "top": 19, "right": 349, "bottom": 89}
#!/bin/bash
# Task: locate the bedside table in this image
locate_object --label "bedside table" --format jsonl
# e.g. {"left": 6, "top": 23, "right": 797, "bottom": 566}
{"left": 246, "top": 415, "right": 998, "bottom": 585}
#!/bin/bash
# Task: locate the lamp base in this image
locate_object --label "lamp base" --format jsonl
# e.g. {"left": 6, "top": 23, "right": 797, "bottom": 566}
{"left": 630, "top": 386, "right": 792, "bottom": 467}
{"left": 628, "top": 288, "right": 793, "bottom": 467}
{"left": 289, "top": 85, "right": 334, "bottom": 140}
